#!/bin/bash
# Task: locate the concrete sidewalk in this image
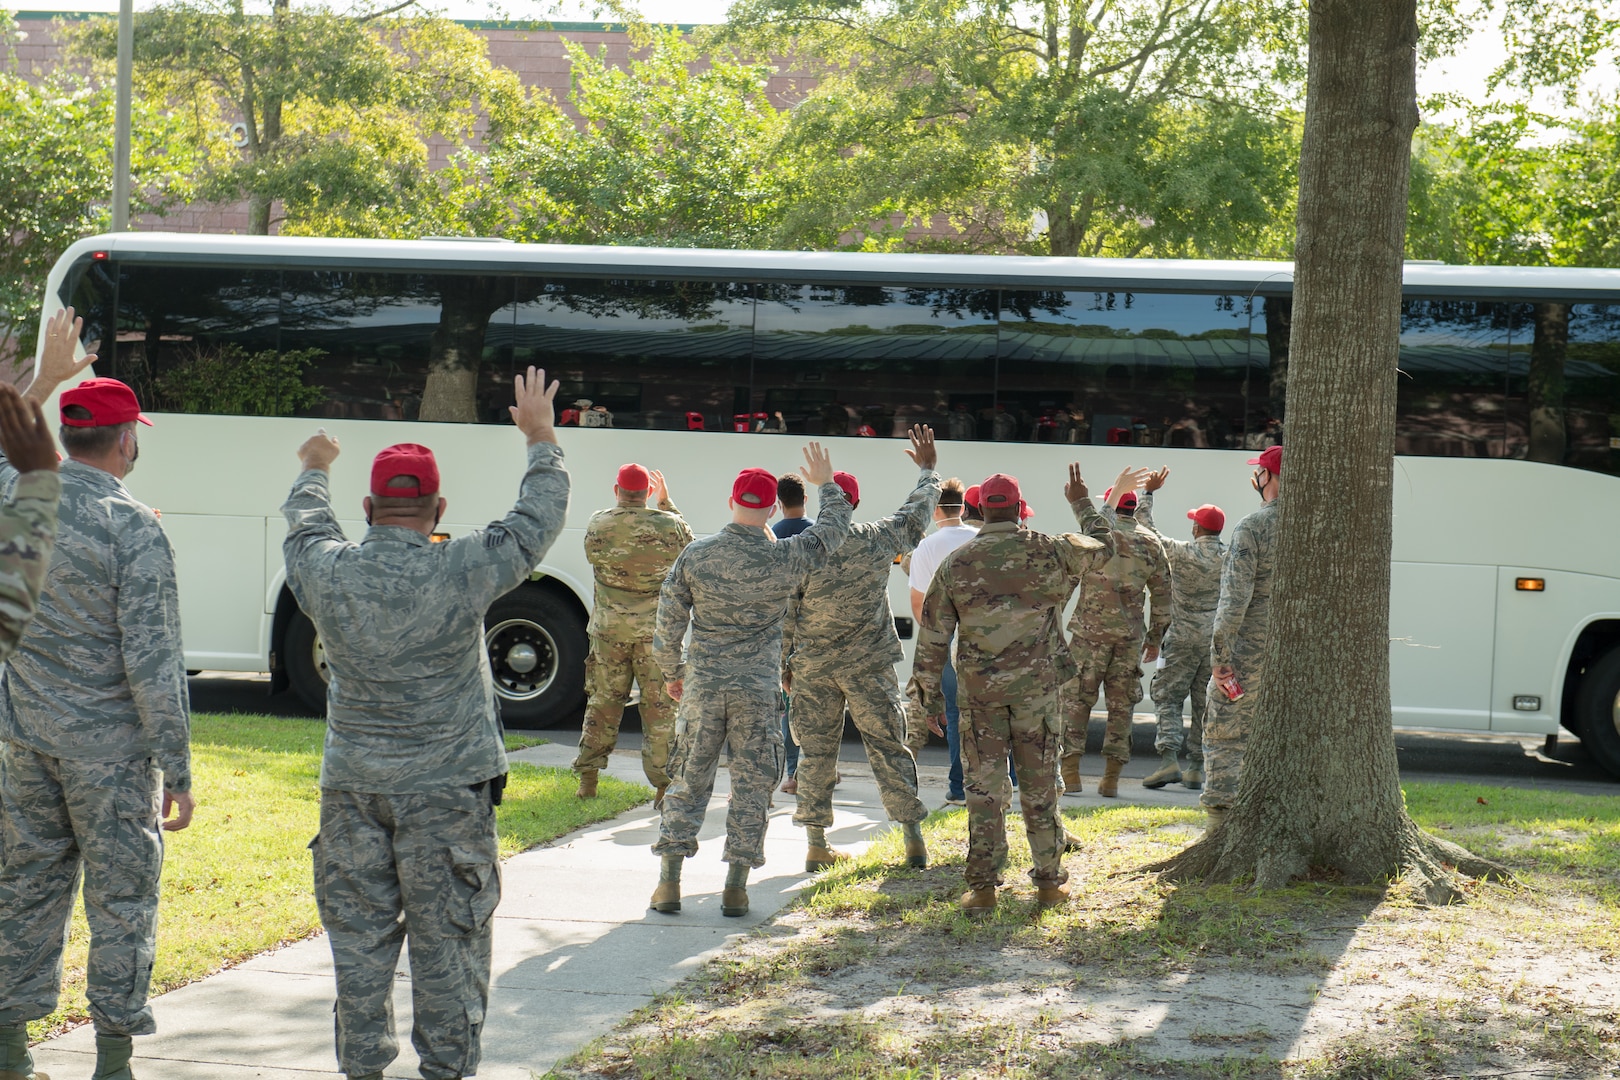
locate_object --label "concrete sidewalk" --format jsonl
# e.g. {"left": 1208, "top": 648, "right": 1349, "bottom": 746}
{"left": 31, "top": 743, "right": 1206, "bottom": 1079}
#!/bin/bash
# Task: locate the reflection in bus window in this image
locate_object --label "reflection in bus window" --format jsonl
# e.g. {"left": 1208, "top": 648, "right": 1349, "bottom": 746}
{"left": 1501, "top": 303, "right": 1620, "bottom": 468}
{"left": 997, "top": 291, "right": 1258, "bottom": 448}
{"left": 1397, "top": 300, "right": 1511, "bottom": 458}
{"left": 513, "top": 278, "right": 752, "bottom": 432}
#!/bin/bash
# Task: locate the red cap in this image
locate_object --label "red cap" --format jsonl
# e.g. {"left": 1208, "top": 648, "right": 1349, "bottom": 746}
{"left": 1188, "top": 504, "right": 1226, "bottom": 532}
{"left": 60, "top": 378, "right": 152, "bottom": 428}
{"left": 833, "top": 470, "right": 859, "bottom": 505}
{"left": 371, "top": 443, "right": 440, "bottom": 498}
{"left": 964, "top": 484, "right": 981, "bottom": 509}
{"left": 1102, "top": 487, "right": 1138, "bottom": 512}
{"left": 616, "top": 463, "right": 649, "bottom": 492}
{"left": 1019, "top": 500, "right": 1035, "bottom": 521}
{"left": 1247, "top": 445, "right": 1283, "bottom": 474}
{"left": 979, "top": 473, "right": 1021, "bottom": 509}
{"left": 732, "top": 467, "right": 777, "bottom": 508}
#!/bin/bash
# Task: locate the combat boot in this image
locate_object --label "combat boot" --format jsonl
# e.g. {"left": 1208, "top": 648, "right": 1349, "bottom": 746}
{"left": 1181, "top": 762, "right": 1203, "bottom": 790}
{"left": 0, "top": 1022, "right": 49, "bottom": 1080}
{"left": 902, "top": 822, "right": 928, "bottom": 869}
{"left": 959, "top": 888, "right": 997, "bottom": 918}
{"left": 89, "top": 1033, "right": 132, "bottom": 1080}
{"left": 1035, "top": 882, "right": 1071, "bottom": 908}
{"left": 650, "top": 854, "right": 682, "bottom": 914}
{"left": 805, "top": 845, "right": 849, "bottom": 873}
{"left": 1063, "top": 829, "right": 1084, "bottom": 854}
{"left": 1141, "top": 752, "right": 1181, "bottom": 790}
{"left": 575, "top": 769, "right": 598, "bottom": 799}
{"left": 721, "top": 887, "right": 749, "bottom": 917}
{"left": 1060, "top": 753, "right": 1081, "bottom": 796}
{"left": 347, "top": 1075, "right": 385, "bottom": 1080}
{"left": 1097, "top": 758, "right": 1124, "bottom": 798}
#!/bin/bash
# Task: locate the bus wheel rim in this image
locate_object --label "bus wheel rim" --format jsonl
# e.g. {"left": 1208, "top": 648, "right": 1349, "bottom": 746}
{"left": 486, "top": 617, "right": 558, "bottom": 702}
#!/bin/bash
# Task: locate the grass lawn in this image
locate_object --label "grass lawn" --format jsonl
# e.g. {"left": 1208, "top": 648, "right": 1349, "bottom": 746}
{"left": 28, "top": 712, "right": 649, "bottom": 1040}
{"left": 552, "top": 782, "right": 1620, "bottom": 1080}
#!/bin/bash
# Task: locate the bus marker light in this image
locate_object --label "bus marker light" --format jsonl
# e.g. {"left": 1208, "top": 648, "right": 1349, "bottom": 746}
{"left": 91, "top": 251, "right": 108, "bottom": 260}
{"left": 1513, "top": 696, "right": 1540, "bottom": 711}
{"left": 1515, "top": 578, "right": 1545, "bottom": 591}
{"left": 430, "top": 532, "right": 451, "bottom": 543}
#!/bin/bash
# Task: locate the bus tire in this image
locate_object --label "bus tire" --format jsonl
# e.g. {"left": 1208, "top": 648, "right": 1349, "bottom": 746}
{"left": 1574, "top": 646, "right": 1620, "bottom": 779}
{"left": 284, "top": 608, "right": 328, "bottom": 715}
{"left": 485, "top": 585, "right": 587, "bottom": 729}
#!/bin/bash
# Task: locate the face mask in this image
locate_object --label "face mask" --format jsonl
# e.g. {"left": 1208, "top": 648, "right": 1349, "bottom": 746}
{"left": 121, "top": 431, "right": 139, "bottom": 476}
{"left": 1251, "top": 469, "right": 1268, "bottom": 500}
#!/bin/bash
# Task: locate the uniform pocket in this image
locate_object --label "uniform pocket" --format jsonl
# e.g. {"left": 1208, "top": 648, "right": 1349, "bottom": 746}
{"left": 444, "top": 845, "right": 501, "bottom": 935}
{"left": 101, "top": 760, "right": 163, "bottom": 898}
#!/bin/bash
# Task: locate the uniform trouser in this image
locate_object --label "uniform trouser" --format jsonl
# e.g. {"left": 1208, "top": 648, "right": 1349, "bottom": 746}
{"left": 0, "top": 743, "right": 162, "bottom": 1036}
{"left": 1150, "top": 636, "right": 1211, "bottom": 761}
{"left": 573, "top": 636, "right": 677, "bottom": 789}
{"left": 312, "top": 785, "right": 500, "bottom": 1080}
{"left": 1200, "top": 644, "right": 1267, "bottom": 811}
{"left": 790, "top": 660, "right": 926, "bottom": 830}
{"left": 1063, "top": 640, "right": 1145, "bottom": 762}
{"left": 652, "top": 684, "right": 781, "bottom": 869}
{"left": 960, "top": 693, "right": 1066, "bottom": 892}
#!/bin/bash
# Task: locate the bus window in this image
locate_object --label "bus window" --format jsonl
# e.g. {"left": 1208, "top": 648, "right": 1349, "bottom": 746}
{"left": 997, "top": 290, "right": 1256, "bottom": 448}
{"left": 512, "top": 278, "right": 751, "bottom": 432}
{"left": 280, "top": 271, "right": 516, "bottom": 424}
{"left": 752, "top": 284, "right": 997, "bottom": 437}
{"left": 1397, "top": 300, "right": 1511, "bottom": 458}
{"left": 1502, "top": 303, "right": 1620, "bottom": 472}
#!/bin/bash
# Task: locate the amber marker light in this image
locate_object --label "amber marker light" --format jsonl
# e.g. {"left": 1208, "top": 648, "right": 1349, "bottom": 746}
{"left": 430, "top": 532, "right": 451, "bottom": 543}
{"left": 1515, "top": 578, "right": 1545, "bottom": 592}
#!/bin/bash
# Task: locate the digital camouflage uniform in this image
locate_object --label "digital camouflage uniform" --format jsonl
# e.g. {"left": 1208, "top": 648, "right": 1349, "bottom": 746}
{"left": 651, "top": 485, "right": 851, "bottom": 868}
{"left": 1062, "top": 509, "right": 1170, "bottom": 762}
{"left": 283, "top": 441, "right": 568, "bottom": 1080}
{"left": 1137, "top": 491, "right": 1226, "bottom": 763}
{"left": 783, "top": 468, "right": 938, "bottom": 831}
{"left": 912, "top": 502, "right": 1115, "bottom": 893}
{"left": 575, "top": 495, "right": 694, "bottom": 788}
{"left": 1201, "top": 499, "right": 1279, "bottom": 812}
{"left": 0, "top": 457, "right": 189, "bottom": 1040}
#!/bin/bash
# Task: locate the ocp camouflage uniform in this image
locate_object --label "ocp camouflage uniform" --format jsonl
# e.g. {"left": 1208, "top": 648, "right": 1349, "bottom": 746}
{"left": 283, "top": 442, "right": 568, "bottom": 1080}
{"left": 652, "top": 486, "right": 852, "bottom": 868}
{"left": 1137, "top": 491, "right": 1225, "bottom": 763}
{"left": 1202, "top": 500, "right": 1279, "bottom": 812}
{"left": 913, "top": 502, "right": 1114, "bottom": 893}
{"left": 784, "top": 468, "right": 938, "bottom": 832}
{"left": 1062, "top": 508, "right": 1170, "bottom": 762}
{"left": 0, "top": 456, "right": 189, "bottom": 1041}
{"left": 576, "top": 495, "right": 694, "bottom": 788}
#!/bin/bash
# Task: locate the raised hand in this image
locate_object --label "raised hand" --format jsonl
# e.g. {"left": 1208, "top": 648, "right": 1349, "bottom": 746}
{"left": 800, "top": 441, "right": 833, "bottom": 486}
{"left": 648, "top": 469, "right": 669, "bottom": 504}
{"left": 1145, "top": 466, "right": 1169, "bottom": 492}
{"left": 509, "top": 366, "right": 560, "bottom": 445}
{"left": 1106, "top": 467, "right": 1152, "bottom": 508}
{"left": 1063, "top": 462, "right": 1088, "bottom": 503}
{"left": 297, "top": 429, "right": 341, "bottom": 473}
{"left": 904, "top": 424, "right": 938, "bottom": 471}
{"left": 30, "top": 306, "right": 98, "bottom": 404}
{"left": 0, "top": 384, "right": 59, "bottom": 473}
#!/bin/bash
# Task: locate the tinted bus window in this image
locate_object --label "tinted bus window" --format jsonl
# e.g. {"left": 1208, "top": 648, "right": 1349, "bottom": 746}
{"left": 1397, "top": 300, "right": 1511, "bottom": 458}
{"left": 513, "top": 279, "right": 752, "bottom": 432}
{"left": 752, "top": 285, "right": 997, "bottom": 437}
{"left": 282, "top": 272, "right": 515, "bottom": 423}
{"left": 1503, "top": 303, "right": 1620, "bottom": 471}
{"left": 997, "top": 291, "right": 1258, "bottom": 448}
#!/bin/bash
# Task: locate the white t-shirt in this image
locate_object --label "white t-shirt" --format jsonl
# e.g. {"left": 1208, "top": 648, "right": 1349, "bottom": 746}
{"left": 908, "top": 523, "right": 980, "bottom": 594}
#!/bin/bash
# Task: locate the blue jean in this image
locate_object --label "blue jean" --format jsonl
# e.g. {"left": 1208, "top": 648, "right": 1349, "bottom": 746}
{"left": 944, "top": 661, "right": 1017, "bottom": 798}
{"left": 782, "top": 694, "right": 799, "bottom": 777}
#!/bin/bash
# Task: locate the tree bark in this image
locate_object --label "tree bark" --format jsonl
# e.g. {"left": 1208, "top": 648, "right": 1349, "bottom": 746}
{"left": 418, "top": 275, "right": 507, "bottom": 423}
{"left": 1147, "top": 0, "right": 1505, "bottom": 901}
{"left": 1263, "top": 296, "right": 1291, "bottom": 424}
{"left": 1528, "top": 302, "right": 1569, "bottom": 464}
{"left": 1046, "top": 203, "right": 1083, "bottom": 258}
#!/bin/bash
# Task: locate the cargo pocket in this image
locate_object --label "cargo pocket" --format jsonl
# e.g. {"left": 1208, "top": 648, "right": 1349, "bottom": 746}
{"left": 444, "top": 846, "right": 500, "bottom": 935}
{"left": 101, "top": 761, "right": 163, "bottom": 898}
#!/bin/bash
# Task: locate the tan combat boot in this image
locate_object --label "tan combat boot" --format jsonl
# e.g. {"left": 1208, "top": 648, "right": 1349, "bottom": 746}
{"left": 959, "top": 887, "right": 997, "bottom": 918}
{"left": 575, "top": 769, "right": 598, "bottom": 799}
{"left": 1035, "top": 881, "right": 1071, "bottom": 908}
{"left": 721, "top": 886, "right": 749, "bottom": 917}
{"left": 649, "top": 880, "right": 681, "bottom": 914}
{"left": 903, "top": 829, "right": 928, "bottom": 869}
{"left": 1063, "top": 830, "right": 1084, "bottom": 854}
{"left": 805, "top": 845, "right": 849, "bottom": 873}
{"left": 1141, "top": 752, "right": 1181, "bottom": 790}
{"left": 1060, "top": 753, "right": 1081, "bottom": 796}
{"left": 1097, "top": 758, "right": 1124, "bottom": 798}
{"left": 1182, "top": 762, "right": 1203, "bottom": 790}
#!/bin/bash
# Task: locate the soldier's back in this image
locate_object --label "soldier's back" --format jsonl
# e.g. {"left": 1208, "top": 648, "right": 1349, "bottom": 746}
{"left": 586, "top": 505, "right": 692, "bottom": 639}
{"left": 1070, "top": 516, "right": 1166, "bottom": 643}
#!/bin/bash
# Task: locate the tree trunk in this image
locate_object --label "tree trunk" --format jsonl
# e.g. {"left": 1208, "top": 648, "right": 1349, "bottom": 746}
{"left": 1528, "top": 302, "right": 1570, "bottom": 464}
{"left": 1148, "top": 0, "right": 1504, "bottom": 901}
{"left": 248, "top": 194, "right": 272, "bottom": 236}
{"left": 418, "top": 275, "right": 507, "bottom": 423}
{"left": 1263, "top": 296, "right": 1292, "bottom": 424}
{"left": 1046, "top": 203, "right": 1082, "bottom": 258}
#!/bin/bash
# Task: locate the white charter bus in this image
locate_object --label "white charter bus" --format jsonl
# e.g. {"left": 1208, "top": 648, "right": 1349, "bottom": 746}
{"left": 34, "top": 233, "right": 1620, "bottom": 780}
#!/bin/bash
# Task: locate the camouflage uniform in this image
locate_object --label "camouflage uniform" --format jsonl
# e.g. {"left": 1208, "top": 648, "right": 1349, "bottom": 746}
{"left": 1137, "top": 491, "right": 1226, "bottom": 762}
{"left": 0, "top": 457, "right": 188, "bottom": 1040}
{"left": 651, "top": 486, "right": 852, "bottom": 868}
{"left": 1201, "top": 500, "right": 1279, "bottom": 812}
{"left": 784, "top": 469, "right": 938, "bottom": 831}
{"left": 575, "top": 495, "right": 694, "bottom": 788}
{"left": 912, "top": 502, "right": 1114, "bottom": 893}
{"left": 1062, "top": 509, "right": 1170, "bottom": 762}
{"left": 283, "top": 442, "right": 568, "bottom": 1080}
